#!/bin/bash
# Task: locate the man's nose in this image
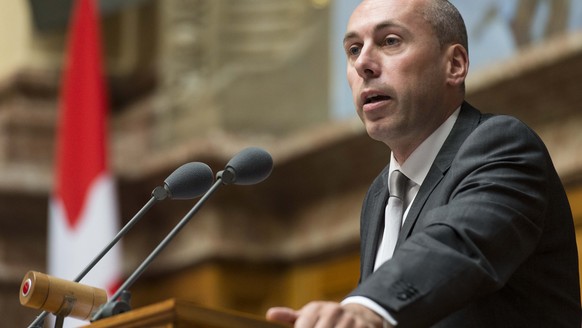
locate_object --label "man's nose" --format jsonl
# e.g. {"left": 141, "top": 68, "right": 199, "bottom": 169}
{"left": 354, "top": 46, "right": 381, "bottom": 79}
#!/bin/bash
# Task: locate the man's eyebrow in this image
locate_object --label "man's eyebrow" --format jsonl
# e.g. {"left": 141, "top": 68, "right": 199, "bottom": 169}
{"left": 343, "top": 21, "right": 406, "bottom": 45}
{"left": 343, "top": 31, "right": 359, "bottom": 45}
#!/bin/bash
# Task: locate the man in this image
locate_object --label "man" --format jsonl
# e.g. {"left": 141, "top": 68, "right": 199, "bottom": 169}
{"left": 267, "top": 0, "right": 581, "bottom": 327}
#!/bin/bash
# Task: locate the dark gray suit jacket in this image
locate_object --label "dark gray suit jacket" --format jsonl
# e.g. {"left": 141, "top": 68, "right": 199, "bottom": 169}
{"left": 350, "top": 103, "right": 581, "bottom": 327}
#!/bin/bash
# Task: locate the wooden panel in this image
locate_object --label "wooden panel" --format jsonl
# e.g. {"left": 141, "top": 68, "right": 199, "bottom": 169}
{"left": 284, "top": 251, "right": 360, "bottom": 309}
{"left": 566, "top": 185, "right": 582, "bottom": 299}
{"left": 131, "top": 263, "right": 224, "bottom": 310}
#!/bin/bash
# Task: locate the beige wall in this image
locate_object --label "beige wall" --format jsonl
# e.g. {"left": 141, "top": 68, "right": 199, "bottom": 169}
{"left": 0, "top": 1, "right": 32, "bottom": 81}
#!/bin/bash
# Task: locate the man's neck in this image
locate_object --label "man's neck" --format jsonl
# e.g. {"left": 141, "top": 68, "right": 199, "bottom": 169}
{"left": 390, "top": 103, "right": 462, "bottom": 165}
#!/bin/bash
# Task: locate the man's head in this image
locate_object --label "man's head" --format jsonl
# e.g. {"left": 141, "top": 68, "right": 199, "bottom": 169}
{"left": 344, "top": 0, "right": 469, "bottom": 162}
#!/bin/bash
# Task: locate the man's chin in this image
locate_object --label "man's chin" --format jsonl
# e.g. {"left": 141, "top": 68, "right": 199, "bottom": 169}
{"left": 365, "top": 122, "right": 393, "bottom": 144}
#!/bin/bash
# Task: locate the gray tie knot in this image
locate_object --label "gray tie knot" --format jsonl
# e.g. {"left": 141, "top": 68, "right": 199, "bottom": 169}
{"left": 389, "top": 170, "right": 410, "bottom": 200}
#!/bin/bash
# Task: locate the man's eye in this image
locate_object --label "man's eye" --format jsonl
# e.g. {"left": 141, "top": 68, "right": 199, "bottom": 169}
{"left": 348, "top": 45, "right": 361, "bottom": 56}
{"left": 384, "top": 37, "right": 400, "bottom": 46}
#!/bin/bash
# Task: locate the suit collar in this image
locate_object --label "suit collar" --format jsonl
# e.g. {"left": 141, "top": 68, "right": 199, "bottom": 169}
{"left": 396, "top": 102, "right": 482, "bottom": 244}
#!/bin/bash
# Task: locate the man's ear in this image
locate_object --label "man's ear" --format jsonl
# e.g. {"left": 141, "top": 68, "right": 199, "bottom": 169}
{"left": 446, "top": 44, "right": 469, "bottom": 87}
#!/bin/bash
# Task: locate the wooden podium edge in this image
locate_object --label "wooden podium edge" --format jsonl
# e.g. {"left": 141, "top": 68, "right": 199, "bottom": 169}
{"left": 82, "top": 298, "right": 291, "bottom": 328}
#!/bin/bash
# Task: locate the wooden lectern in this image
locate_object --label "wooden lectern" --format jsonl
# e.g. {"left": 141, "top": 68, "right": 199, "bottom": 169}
{"left": 82, "top": 299, "right": 290, "bottom": 328}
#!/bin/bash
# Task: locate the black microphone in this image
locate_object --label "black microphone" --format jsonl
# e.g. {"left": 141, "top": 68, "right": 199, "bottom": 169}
{"left": 219, "top": 147, "right": 273, "bottom": 185}
{"left": 26, "top": 162, "right": 214, "bottom": 328}
{"left": 91, "top": 147, "right": 273, "bottom": 322}
{"left": 157, "top": 162, "right": 215, "bottom": 200}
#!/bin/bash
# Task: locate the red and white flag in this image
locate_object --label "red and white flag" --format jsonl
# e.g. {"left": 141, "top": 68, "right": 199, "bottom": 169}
{"left": 48, "top": 0, "right": 122, "bottom": 326}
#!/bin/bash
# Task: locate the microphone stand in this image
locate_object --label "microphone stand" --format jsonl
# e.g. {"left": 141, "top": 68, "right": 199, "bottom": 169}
{"left": 91, "top": 175, "right": 226, "bottom": 322}
{"left": 27, "top": 187, "right": 168, "bottom": 328}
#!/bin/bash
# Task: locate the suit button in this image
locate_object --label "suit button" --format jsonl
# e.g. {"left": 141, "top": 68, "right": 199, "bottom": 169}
{"left": 397, "top": 292, "right": 409, "bottom": 300}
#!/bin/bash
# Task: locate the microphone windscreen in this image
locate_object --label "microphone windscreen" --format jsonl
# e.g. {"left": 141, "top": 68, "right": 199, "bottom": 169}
{"left": 224, "top": 147, "right": 273, "bottom": 185}
{"left": 164, "top": 162, "right": 214, "bottom": 199}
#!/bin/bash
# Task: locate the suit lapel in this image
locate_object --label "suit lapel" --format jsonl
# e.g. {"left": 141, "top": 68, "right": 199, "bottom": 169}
{"left": 361, "top": 167, "right": 390, "bottom": 280}
{"left": 396, "top": 103, "right": 482, "bottom": 245}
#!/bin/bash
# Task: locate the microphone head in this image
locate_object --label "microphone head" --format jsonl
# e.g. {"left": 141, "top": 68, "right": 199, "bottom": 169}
{"left": 164, "top": 162, "right": 214, "bottom": 199}
{"left": 221, "top": 147, "right": 273, "bottom": 185}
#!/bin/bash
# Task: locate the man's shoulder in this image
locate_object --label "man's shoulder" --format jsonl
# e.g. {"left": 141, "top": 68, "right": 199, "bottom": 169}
{"left": 472, "top": 112, "right": 544, "bottom": 145}
{"left": 460, "top": 102, "right": 543, "bottom": 146}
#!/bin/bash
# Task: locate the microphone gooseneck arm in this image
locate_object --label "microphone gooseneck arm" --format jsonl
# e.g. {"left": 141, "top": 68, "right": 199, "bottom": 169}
{"left": 91, "top": 175, "right": 226, "bottom": 322}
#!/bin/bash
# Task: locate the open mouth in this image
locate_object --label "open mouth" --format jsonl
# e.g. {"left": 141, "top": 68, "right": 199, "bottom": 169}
{"left": 364, "top": 95, "right": 391, "bottom": 105}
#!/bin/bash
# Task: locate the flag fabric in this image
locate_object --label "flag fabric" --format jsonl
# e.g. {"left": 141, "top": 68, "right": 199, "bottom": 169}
{"left": 48, "top": 0, "right": 122, "bottom": 326}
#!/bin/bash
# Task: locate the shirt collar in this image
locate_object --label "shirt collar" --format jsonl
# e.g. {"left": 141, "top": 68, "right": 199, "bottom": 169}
{"left": 388, "top": 107, "right": 460, "bottom": 187}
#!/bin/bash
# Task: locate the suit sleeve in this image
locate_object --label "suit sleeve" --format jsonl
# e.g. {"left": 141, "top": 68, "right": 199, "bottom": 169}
{"left": 349, "top": 116, "right": 553, "bottom": 326}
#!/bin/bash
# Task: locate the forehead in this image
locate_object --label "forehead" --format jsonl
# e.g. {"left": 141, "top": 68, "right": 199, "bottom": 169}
{"left": 346, "top": 0, "right": 433, "bottom": 38}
